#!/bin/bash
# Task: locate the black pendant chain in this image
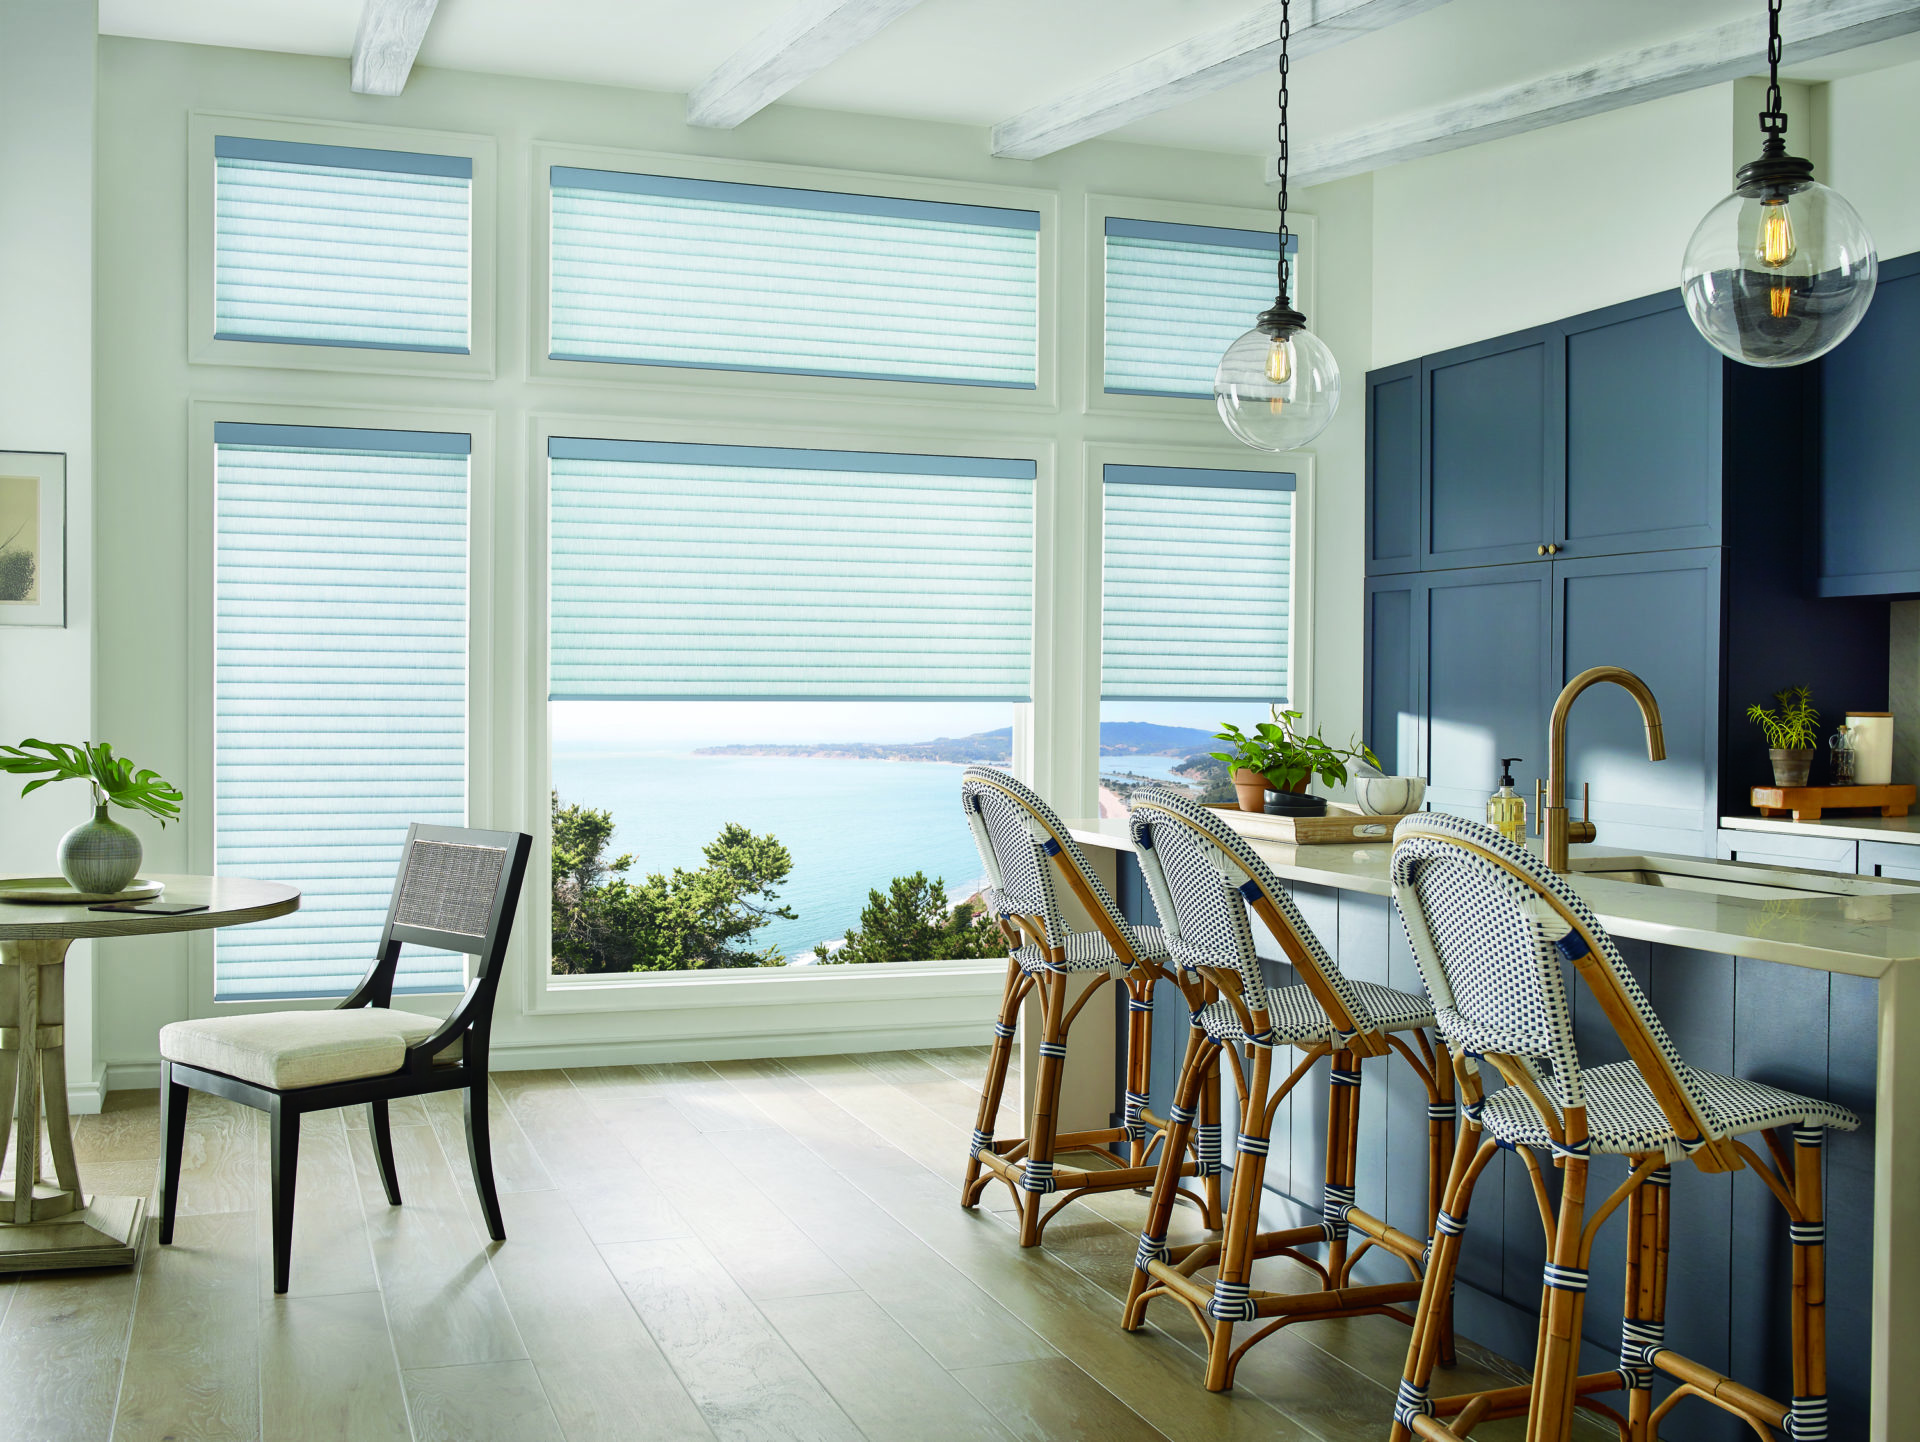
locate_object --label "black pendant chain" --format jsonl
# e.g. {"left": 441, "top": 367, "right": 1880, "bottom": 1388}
{"left": 1760, "top": 0, "right": 1787, "bottom": 153}
{"left": 1275, "top": 0, "right": 1291, "bottom": 301}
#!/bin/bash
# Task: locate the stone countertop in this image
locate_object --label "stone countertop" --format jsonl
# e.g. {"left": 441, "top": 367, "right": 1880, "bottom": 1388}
{"left": 1720, "top": 812, "right": 1920, "bottom": 846}
{"left": 1066, "top": 817, "right": 1920, "bottom": 980}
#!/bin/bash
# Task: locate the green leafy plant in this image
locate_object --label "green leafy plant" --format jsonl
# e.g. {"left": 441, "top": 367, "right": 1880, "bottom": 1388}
{"left": 1209, "top": 707, "right": 1380, "bottom": 793}
{"left": 0, "top": 739, "right": 183, "bottom": 825}
{"left": 1746, "top": 686, "right": 1820, "bottom": 751}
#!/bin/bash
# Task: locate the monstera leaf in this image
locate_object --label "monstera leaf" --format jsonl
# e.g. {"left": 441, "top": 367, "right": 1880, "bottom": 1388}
{"left": 0, "top": 739, "right": 184, "bottom": 825}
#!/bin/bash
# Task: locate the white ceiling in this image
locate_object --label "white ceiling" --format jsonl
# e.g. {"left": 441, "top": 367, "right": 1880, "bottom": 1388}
{"left": 97, "top": 0, "right": 1920, "bottom": 158}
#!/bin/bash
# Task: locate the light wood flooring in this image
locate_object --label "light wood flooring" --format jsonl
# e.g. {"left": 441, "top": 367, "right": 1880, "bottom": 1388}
{"left": 0, "top": 1049, "right": 1551, "bottom": 1442}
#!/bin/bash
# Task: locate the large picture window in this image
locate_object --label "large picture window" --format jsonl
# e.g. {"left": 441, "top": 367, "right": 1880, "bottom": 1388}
{"left": 213, "top": 422, "right": 469, "bottom": 1000}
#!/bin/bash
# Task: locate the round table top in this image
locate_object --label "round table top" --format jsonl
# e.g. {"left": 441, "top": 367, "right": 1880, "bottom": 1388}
{"left": 0, "top": 874, "right": 301, "bottom": 943}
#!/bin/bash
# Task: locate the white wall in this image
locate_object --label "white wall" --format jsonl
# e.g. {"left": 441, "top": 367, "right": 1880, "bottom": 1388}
{"left": 0, "top": 1, "right": 98, "bottom": 1103}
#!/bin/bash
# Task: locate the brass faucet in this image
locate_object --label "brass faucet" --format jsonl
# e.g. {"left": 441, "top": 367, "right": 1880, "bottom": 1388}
{"left": 1541, "top": 666, "right": 1666, "bottom": 872}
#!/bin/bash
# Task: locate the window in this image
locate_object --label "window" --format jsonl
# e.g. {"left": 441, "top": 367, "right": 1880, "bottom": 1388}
{"left": 214, "top": 136, "right": 472, "bottom": 353}
{"left": 1099, "top": 463, "right": 1295, "bottom": 815}
{"left": 213, "top": 423, "right": 469, "bottom": 1000}
{"left": 548, "top": 437, "right": 1033, "bottom": 973}
{"left": 1103, "top": 218, "right": 1294, "bottom": 398}
{"left": 548, "top": 168, "right": 1040, "bottom": 387}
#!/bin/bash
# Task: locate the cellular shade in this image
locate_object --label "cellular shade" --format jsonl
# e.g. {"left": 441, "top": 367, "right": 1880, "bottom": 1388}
{"left": 549, "top": 167, "right": 1039, "bottom": 387}
{"left": 1102, "top": 464, "right": 1294, "bottom": 700}
{"left": 1103, "top": 218, "right": 1292, "bottom": 399}
{"left": 214, "top": 136, "right": 472, "bottom": 353}
{"left": 214, "top": 423, "right": 470, "bottom": 1000}
{"left": 549, "top": 438, "right": 1033, "bottom": 700}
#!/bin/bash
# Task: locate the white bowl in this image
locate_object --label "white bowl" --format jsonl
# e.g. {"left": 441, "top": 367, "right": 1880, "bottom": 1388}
{"left": 1352, "top": 774, "right": 1426, "bottom": 816}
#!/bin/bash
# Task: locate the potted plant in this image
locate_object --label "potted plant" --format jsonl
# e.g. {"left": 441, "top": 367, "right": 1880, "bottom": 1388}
{"left": 0, "top": 739, "right": 183, "bottom": 895}
{"left": 1210, "top": 709, "right": 1380, "bottom": 815}
{"left": 1746, "top": 686, "right": 1820, "bottom": 788}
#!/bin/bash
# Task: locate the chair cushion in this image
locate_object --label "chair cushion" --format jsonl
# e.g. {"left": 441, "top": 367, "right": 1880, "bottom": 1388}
{"left": 1012, "top": 924, "right": 1170, "bottom": 975}
{"left": 1194, "top": 979, "right": 1434, "bottom": 1047}
{"left": 158, "top": 1008, "right": 456, "bottom": 1091}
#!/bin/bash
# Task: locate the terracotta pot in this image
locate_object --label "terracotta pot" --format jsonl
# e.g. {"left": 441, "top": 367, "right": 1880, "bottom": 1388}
{"left": 1769, "top": 746, "right": 1815, "bottom": 788}
{"left": 1230, "top": 768, "right": 1270, "bottom": 813}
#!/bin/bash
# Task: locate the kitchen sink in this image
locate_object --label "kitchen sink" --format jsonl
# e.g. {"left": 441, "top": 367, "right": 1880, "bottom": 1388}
{"left": 1569, "top": 854, "right": 1919, "bottom": 900}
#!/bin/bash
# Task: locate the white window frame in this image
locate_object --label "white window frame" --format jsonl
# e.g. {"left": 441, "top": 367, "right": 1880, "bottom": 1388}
{"left": 187, "top": 111, "right": 497, "bottom": 380}
{"left": 531, "top": 141, "right": 1060, "bottom": 413}
{"left": 1082, "top": 193, "right": 1316, "bottom": 423}
{"left": 184, "top": 397, "right": 499, "bottom": 1021}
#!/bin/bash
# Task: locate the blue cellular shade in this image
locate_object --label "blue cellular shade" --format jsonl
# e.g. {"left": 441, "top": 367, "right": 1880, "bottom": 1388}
{"left": 548, "top": 167, "right": 1039, "bottom": 387}
{"left": 1104, "top": 219, "right": 1295, "bottom": 399}
{"left": 214, "top": 430, "right": 469, "bottom": 1000}
{"left": 549, "top": 437, "right": 1034, "bottom": 700}
{"left": 215, "top": 136, "right": 472, "bottom": 354}
{"left": 1102, "top": 464, "right": 1293, "bottom": 701}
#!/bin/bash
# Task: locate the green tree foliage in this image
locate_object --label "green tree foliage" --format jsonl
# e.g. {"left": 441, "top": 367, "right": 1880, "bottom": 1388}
{"left": 551, "top": 793, "right": 797, "bottom": 973}
{"left": 824, "top": 872, "right": 1008, "bottom": 965}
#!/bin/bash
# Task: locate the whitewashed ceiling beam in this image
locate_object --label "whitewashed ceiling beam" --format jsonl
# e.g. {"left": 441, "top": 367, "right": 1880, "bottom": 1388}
{"left": 1277, "top": 0, "right": 1920, "bottom": 188}
{"left": 990, "top": 0, "right": 1456, "bottom": 161}
{"left": 686, "top": 0, "right": 930, "bottom": 129}
{"left": 351, "top": 0, "right": 439, "bottom": 97}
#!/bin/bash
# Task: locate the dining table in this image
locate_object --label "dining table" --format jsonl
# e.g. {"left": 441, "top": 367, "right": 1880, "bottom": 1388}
{"left": 0, "top": 873, "right": 299, "bottom": 1270}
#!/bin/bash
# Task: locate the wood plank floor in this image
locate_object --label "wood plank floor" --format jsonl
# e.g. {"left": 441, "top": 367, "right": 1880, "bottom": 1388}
{"left": 0, "top": 1049, "right": 1566, "bottom": 1441}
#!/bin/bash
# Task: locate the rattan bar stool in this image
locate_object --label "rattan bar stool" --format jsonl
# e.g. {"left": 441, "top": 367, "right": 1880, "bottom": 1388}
{"left": 1388, "top": 812, "right": 1859, "bottom": 1442}
{"left": 959, "top": 767, "right": 1221, "bottom": 1248}
{"left": 1120, "top": 787, "right": 1456, "bottom": 1393}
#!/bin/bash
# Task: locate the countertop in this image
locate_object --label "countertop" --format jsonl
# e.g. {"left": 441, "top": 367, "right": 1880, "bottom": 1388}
{"left": 1066, "top": 817, "right": 1920, "bottom": 980}
{"left": 1720, "top": 812, "right": 1920, "bottom": 846}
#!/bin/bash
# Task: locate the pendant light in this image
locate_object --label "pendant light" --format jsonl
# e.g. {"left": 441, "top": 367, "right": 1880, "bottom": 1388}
{"left": 1680, "top": 0, "right": 1876, "bottom": 367}
{"left": 1215, "top": 0, "right": 1339, "bottom": 451}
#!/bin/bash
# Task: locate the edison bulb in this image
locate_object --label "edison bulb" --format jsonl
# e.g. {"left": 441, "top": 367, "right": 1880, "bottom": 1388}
{"left": 1681, "top": 179, "right": 1876, "bottom": 367}
{"left": 1215, "top": 325, "right": 1340, "bottom": 452}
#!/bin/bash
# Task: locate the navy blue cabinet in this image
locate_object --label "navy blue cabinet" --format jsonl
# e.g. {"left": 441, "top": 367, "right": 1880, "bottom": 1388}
{"left": 1422, "top": 564, "right": 1554, "bottom": 818}
{"left": 1366, "top": 360, "right": 1421, "bottom": 574}
{"left": 1423, "top": 330, "right": 1559, "bottom": 569}
{"left": 1818, "top": 251, "right": 1920, "bottom": 596}
{"left": 1363, "top": 573, "right": 1420, "bottom": 775}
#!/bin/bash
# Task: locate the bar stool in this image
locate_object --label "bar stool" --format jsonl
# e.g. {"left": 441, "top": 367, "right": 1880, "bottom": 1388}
{"left": 958, "top": 767, "right": 1221, "bottom": 1247}
{"left": 1389, "top": 812, "right": 1859, "bottom": 1442}
{"left": 1120, "top": 787, "right": 1456, "bottom": 1393}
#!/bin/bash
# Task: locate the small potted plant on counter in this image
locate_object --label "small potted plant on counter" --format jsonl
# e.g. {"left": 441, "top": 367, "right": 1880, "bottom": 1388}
{"left": 1210, "top": 709, "right": 1380, "bottom": 816}
{"left": 1746, "top": 685, "right": 1820, "bottom": 788}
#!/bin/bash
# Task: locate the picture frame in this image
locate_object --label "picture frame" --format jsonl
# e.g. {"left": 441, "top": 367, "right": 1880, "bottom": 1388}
{"left": 0, "top": 450, "right": 66, "bottom": 627}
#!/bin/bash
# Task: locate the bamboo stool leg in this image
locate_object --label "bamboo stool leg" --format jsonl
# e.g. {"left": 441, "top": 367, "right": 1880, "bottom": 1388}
{"left": 1619, "top": 1162, "right": 1669, "bottom": 1442}
{"left": 1323, "top": 1049, "right": 1361, "bottom": 1288}
{"left": 1524, "top": 1154, "right": 1592, "bottom": 1442}
{"left": 1017, "top": 972, "right": 1069, "bottom": 1248}
{"left": 1122, "top": 975, "right": 1155, "bottom": 1172}
{"left": 1123, "top": 1025, "right": 1213, "bottom": 1331}
{"left": 963, "top": 958, "right": 1025, "bottom": 1209}
{"left": 1391, "top": 1122, "right": 1496, "bottom": 1442}
{"left": 1196, "top": 1032, "right": 1224, "bottom": 1229}
{"left": 1428, "top": 1049, "right": 1459, "bottom": 1366}
{"left": 1789, "top": 1126, "right": 1830, "bottom": 1442}
{"left": 1203, "top": 1043, "right": 1273, "bottom": 1392}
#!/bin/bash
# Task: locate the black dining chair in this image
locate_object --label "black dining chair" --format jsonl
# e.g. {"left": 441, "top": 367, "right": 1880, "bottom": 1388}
{"left": 156, "top": 823, "right": 533, "bottom": 1293}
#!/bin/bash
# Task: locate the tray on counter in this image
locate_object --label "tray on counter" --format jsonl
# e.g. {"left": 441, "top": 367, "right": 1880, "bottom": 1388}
{"left": 1751, "top": 783, "right": 1915, "bottom": 822}
{"left": 1204, "top": 803, "right": 1422, "bottom": 845}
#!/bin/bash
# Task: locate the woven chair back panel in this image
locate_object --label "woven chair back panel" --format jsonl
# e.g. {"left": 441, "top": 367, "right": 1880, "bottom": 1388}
{"left": 962, "top": 772, "right": 1065, "bottom": 942}
{"left": 395, "top": 839, "right": 508, "bottom": 939}
{"left": 1135, "top": 806, "right": 1269, "bottom": 1010}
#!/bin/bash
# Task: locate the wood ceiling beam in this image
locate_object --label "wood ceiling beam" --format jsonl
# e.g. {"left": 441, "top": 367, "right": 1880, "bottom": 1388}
{"left": 990, "top": 0, "right": 1456, "bottom": 161}
{"left": 1277, "top": 0, "right": 1920, "bottom": 189}
{"left": 686, "top": 0, "right": 930, "bottom": 130}
{"left": 351, "top": 0, "right": 440, "bottom": 97}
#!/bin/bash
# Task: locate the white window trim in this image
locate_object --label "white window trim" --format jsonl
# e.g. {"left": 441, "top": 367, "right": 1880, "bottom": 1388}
{"left": 529, "top": 140, "right": 1060, "bottom": 413}
{"left": 1082, "top": 192, "right": 1316, "bottom": 423}
{"left": 1081, "top": 438, "right": 1317, "bottom": 804}
{"left": 187, "top": 111, "right": 498, "bottom": 381}
{"left": 518, "top": 408, "right": 1050, "bottom": 1021}
{"left": 185, "top": 397, "right": 500, "bottom": 1020}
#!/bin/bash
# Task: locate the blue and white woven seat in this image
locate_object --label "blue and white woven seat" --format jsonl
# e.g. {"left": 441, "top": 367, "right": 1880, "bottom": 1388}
{"left": 1011, "top": 923, "right": 1171, "bottom": 976}
{"left": 1388, "top": 810, "right": 1857, "bottom": 1442}
{"left": 1188, "top": 974, "right": 1431, "bottom": 1047}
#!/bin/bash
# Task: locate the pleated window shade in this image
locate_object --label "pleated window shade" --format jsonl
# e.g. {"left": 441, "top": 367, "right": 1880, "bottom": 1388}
{"left": 548, "top": 167, "right": 1040, "bottom": 387}
{"left": 214, "top": 136, "right": 472, "bottom": 353}
{"left": 549, "top": 438, "right": 1034, "bottom": 700}
{"left": 1103, "top": 218, "right": 1294, "bottom": 399}
{"left": 213, "top": 423, "right": 470, "bottom": 1000}
{"left": 1102, "top": 464, "right": 1294, "bottom": 700}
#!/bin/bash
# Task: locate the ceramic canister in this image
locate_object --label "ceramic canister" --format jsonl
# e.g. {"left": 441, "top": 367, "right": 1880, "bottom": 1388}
{"left": 1846, "top": 711, "right": 1894, "bottom": 787}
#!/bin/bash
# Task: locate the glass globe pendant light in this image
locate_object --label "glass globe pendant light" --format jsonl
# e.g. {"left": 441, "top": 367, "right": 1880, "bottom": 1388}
{"left": 1680, "top": 0, "right": 1876, "bottom": 366}
{"left": 1215, "top": 0, "right": 1340, "bottom": 451}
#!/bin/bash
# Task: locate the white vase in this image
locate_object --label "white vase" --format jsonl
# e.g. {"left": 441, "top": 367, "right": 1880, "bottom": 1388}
{"left": 59, "top": 801, "right": 142, "bottom": 895}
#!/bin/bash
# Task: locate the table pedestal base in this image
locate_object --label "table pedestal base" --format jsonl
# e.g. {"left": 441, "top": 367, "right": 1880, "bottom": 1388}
{"left": 0, "top": 1193, "right": 144, "bottom": 1271}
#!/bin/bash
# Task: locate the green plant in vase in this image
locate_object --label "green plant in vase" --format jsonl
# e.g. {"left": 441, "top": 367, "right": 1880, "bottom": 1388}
{"left": 1210, "top": 708, "right": 1380, "bottom": 814}
{"left": 1745, "top": 685, "right": 1820, "bottom": 790}
{"left": 0, "top": 739, "right": 183, "bottom": 895}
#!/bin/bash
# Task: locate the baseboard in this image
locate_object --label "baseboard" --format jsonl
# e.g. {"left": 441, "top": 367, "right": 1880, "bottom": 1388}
{"left": 66, "top": 1060, "right": 108, "bottom": 1116}
{"left": 102, "top": 1062, "right": 162, "bottom": 1095}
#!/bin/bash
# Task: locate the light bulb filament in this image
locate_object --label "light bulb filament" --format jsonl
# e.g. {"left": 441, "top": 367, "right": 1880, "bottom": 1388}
{"left": 1758, "top": 197, "right": 1796, "bottom": 268}
{"left": 1266, "top": 336, "right": 1294, "bottom": 385}
{"left": 1770, "top": 282, "right": 1791, "bottom": 320}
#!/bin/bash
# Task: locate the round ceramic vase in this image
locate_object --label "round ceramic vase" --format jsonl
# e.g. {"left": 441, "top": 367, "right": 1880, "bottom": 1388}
{"left": 59, "top": 802, "right": 143, "bottom": 895}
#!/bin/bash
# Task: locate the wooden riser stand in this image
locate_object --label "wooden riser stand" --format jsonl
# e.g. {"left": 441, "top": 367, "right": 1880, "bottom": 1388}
{"left": 1750, "top": 783, "right": 1915, "bottom": 822}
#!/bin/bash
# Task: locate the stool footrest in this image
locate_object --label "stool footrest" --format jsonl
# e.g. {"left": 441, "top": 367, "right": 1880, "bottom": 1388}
{"left": 1343, "top": 1205, "right": 1428, "bottom": 1265}
{"left": 1144, "top": 1261, "right": 1420, "bottom": 1319}
{"left": 1649, "top": 1350, "right": 1789, "bottom": 1428}
{"left": 1428, "top": 1371, "right": 1640, "bottom": 1426}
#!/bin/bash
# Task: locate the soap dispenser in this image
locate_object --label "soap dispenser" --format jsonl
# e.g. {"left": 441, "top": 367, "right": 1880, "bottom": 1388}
{"left": 1487, "top": 758, "right": 1526, "bottom": 843}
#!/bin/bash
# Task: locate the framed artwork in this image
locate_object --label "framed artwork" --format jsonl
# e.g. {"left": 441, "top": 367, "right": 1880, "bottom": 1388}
{"left": 0, "top": 451, "right": 66, "bottom": 627}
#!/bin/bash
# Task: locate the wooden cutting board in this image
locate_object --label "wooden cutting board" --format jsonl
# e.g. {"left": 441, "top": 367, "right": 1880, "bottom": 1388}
{"left": 1205, "top": 802, "right": 1423, "bottom": 845}
{"left": 1750, "top": 783, "right": 1915, "bottom": 821}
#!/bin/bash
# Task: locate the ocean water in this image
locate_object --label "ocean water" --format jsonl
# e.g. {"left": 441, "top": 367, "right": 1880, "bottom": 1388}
{"left": 551, "top": 749, "right": 992, "bottom": 960}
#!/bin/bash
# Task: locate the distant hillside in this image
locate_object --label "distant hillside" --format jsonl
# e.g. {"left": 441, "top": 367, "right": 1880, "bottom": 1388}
{"left": 695, "top": 720, "right": 1219, "bottom": 765}
{"left": 1096, "top": 721, "right": 1216, "bottom": 756}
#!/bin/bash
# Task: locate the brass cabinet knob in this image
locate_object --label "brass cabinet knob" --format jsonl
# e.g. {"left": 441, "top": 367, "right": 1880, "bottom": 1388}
{"left": 1547, "top": 543, "right": 1562, "bottom": 555}
{"left": 1538, "top": 544, "right": 1548, "bottom": 555}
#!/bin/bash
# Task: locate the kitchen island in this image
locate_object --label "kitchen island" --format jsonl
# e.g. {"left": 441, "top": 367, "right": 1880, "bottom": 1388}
{"left": 1065, "top": 818, "right": 1915, "bottom": 1442}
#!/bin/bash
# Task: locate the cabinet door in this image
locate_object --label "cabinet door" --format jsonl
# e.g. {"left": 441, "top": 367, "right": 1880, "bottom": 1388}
{"left": 1718, "top": 829, "right": 1858, "bottom": 874}
{"left": 1560, "top": 295, "right": 1722, "bottom": 557}
{"left": 1819, "top": 254, "right": 1920, "bottom": 596}
{"left": 1422, "top": 329, "right": 1560, "bottom": 569}
{"left": 1365, "top": 574, "right": 1422, "bottom": 776}
{"left": 1553, "top": 549, "right": 1721, "bottom": 857}
{"left": 1422, "top": 564, "right": 1552, "bottom": 819}
{"left": 1367, "top": 360, "right": 1421, "bottom": 575}
{"left": 1858, "top": 838, "right": 1920, "bottom": 881}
